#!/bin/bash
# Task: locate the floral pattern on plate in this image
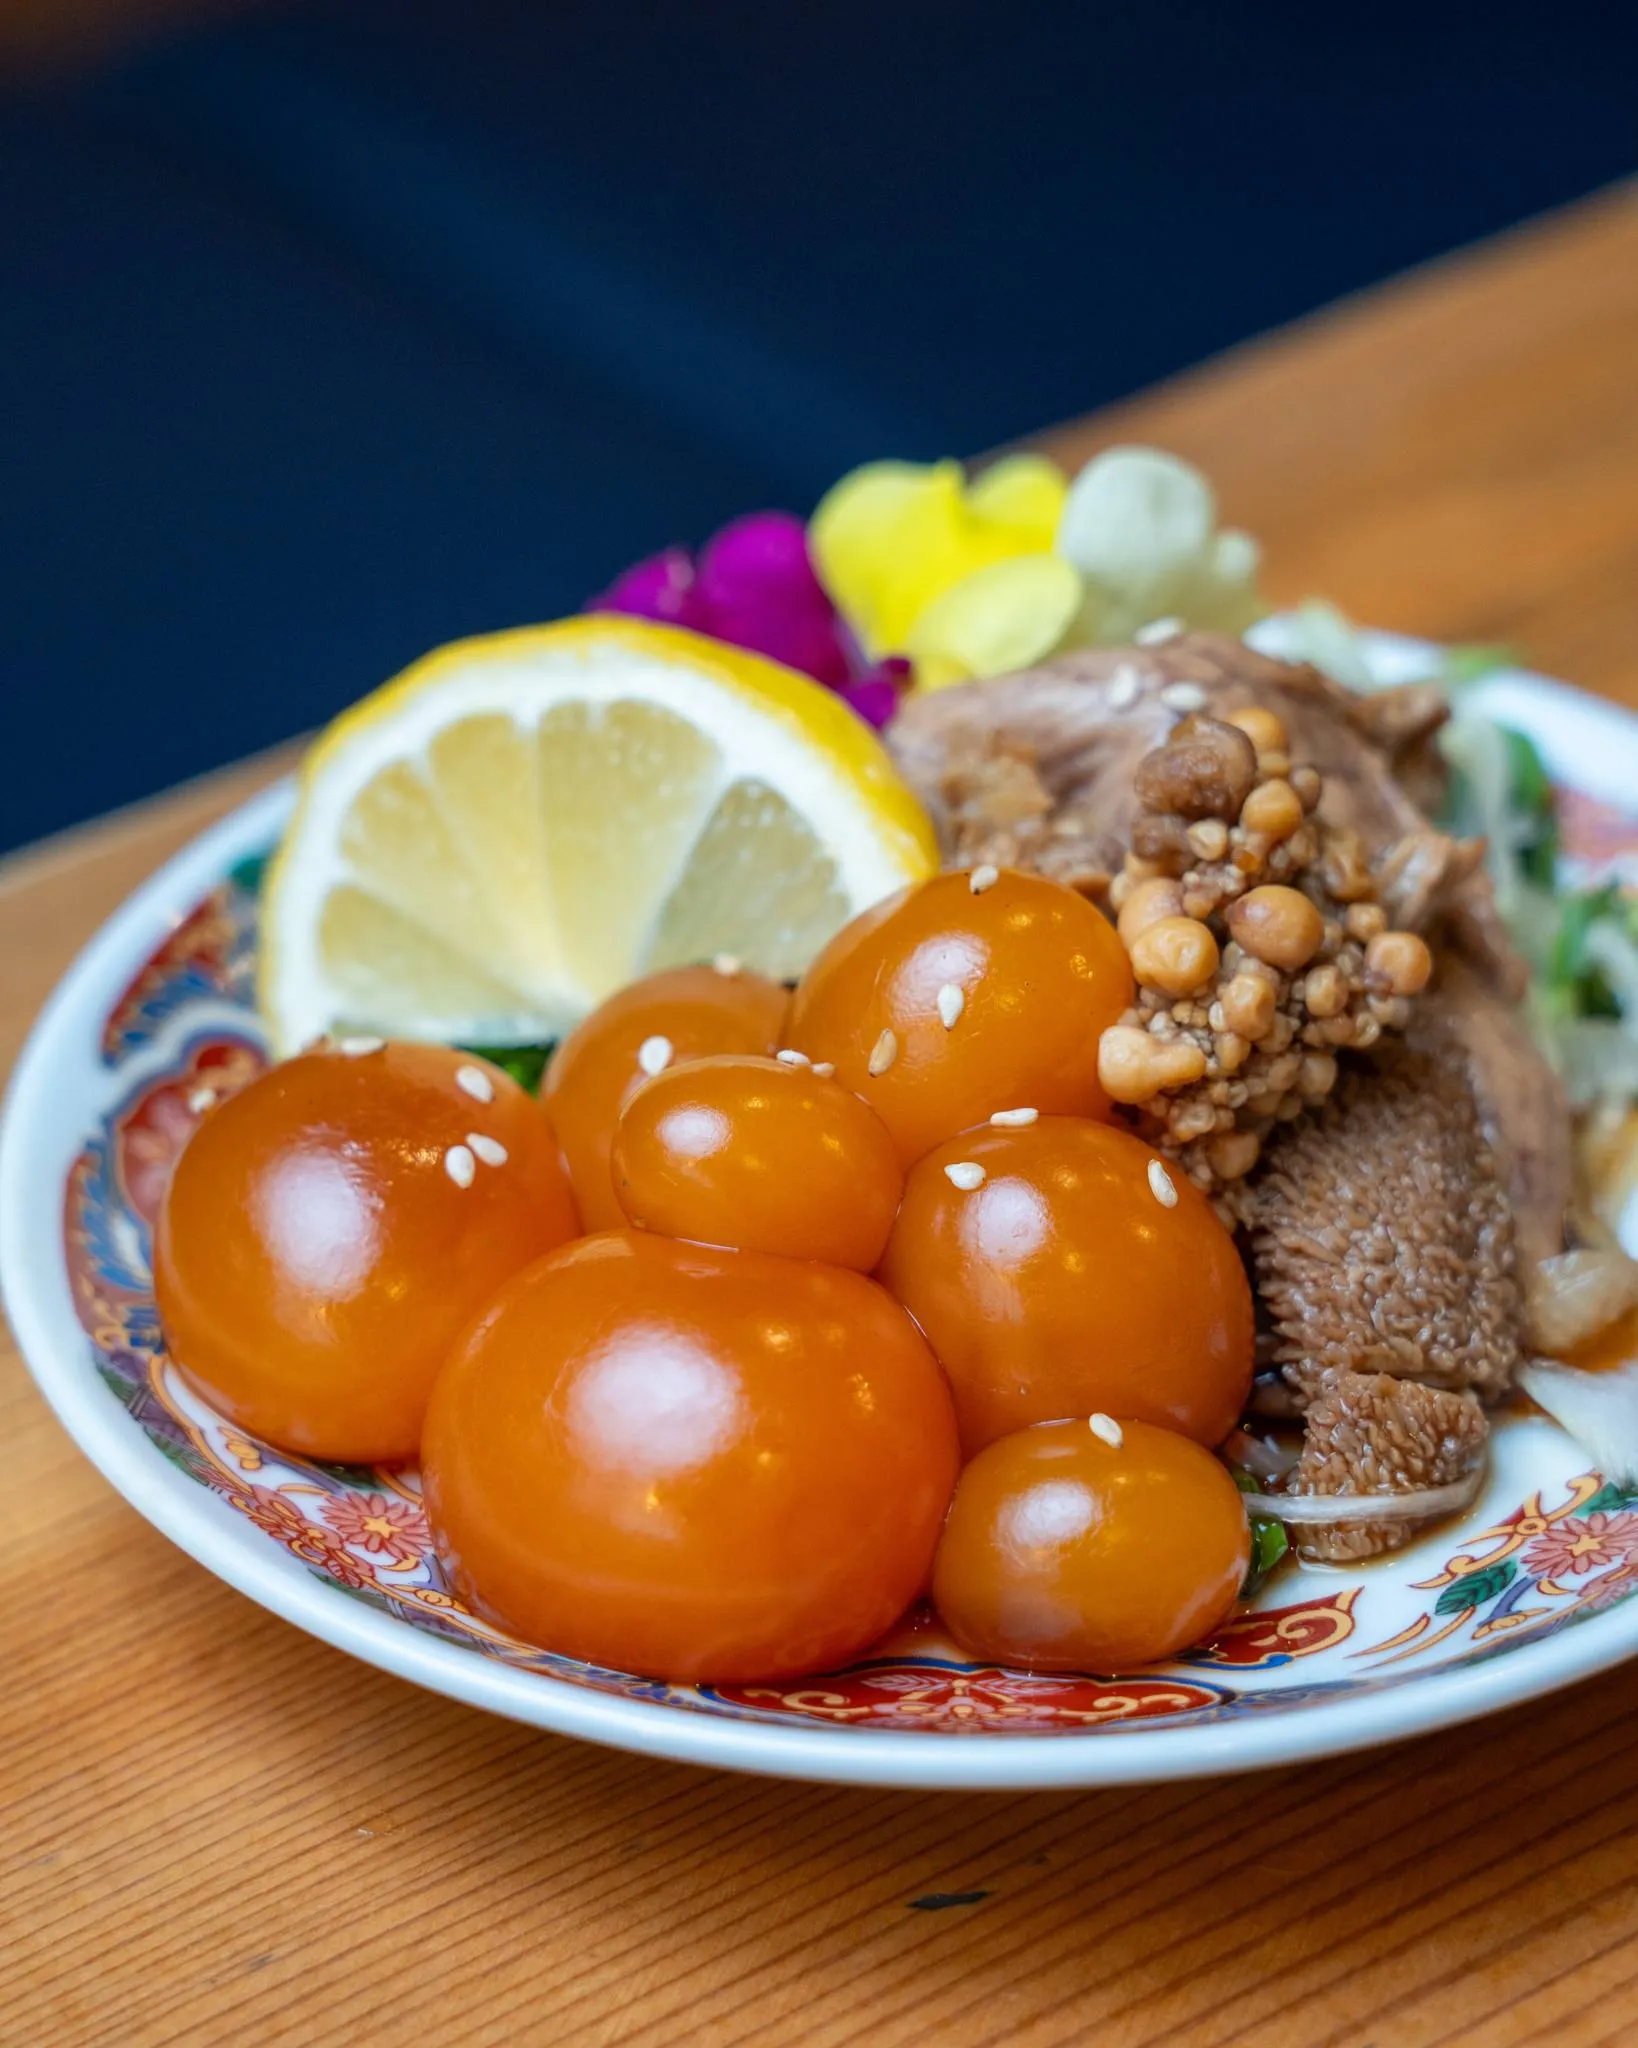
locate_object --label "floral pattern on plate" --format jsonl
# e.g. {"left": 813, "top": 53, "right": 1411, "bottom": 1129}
{"left": 58, "top": 868, "right": 1638, "bottom": 1736}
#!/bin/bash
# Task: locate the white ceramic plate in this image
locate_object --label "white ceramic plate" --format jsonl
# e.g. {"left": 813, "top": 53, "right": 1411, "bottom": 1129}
{"left": 6, "top": 629, "right": 1638, "bottom": 1791}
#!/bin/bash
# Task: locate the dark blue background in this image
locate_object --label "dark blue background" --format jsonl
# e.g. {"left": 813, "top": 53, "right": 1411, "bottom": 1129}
{"left": 3, "top": 0, "right": 1634, "bottom": 852}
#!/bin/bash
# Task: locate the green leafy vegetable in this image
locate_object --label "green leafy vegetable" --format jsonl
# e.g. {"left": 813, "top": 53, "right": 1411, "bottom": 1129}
{"left": 1439, "top": 643, "right": 1518, "bottom": 687}
{"left": 457, "top": 1041, "right": 556, "bottom": 1093}
{"left": 1242, "top": 1516, "right": 1290, "bottom": 1598}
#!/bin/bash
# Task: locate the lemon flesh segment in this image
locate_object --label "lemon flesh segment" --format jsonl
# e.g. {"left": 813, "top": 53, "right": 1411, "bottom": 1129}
{"left": 259, "top": 619, "right": 938, "bottom": 1053}
{"left": 535, "top": 697, "right": 723, "bottom": 997}
{"left": 646, "top": 779, "right": 853, "bottom": 981}
{"left": 317, "top": 885, "right": 548, "bottom": 1042}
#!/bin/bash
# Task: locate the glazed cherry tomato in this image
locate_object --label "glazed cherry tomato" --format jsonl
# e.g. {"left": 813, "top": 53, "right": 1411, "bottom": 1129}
{"left": 879, "top": 1116, "right": 1253, "bottom": 1455}
{"left": 422, "top": 1231, "right": 960, "bottom": 1683}
{"left": 154, "top": 1042, "right": 579, "bottom": 1463}
{"left": 933, "top": 1417, "right": 1250, "bottom": 1672}
{"left": 785, "top": 868, "right": 1133, "bottom": 1165}
{"left": 544, "top": 963, "right": 789, "bottom": 1230}
{"left": 611, "top": 1053, "right": 903, "bottom": 1269}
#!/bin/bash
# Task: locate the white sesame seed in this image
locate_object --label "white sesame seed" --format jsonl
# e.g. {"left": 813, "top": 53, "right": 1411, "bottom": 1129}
{"left": 712, "top": 953, "right": 742, "bottom": 977}
{"left": 455, "top": 1063, "right": 495, "bottom": 1103}
{"left": 444, "top": 1144, "right": 476, "bottom": 1189}
{"left": 1147, "top": 1158, "right": 1179, "bottom": 1207}
{"left": 989, "top": 1106, "right": 1038, "bottom": 1127}
{"left": 337, "top": 1035, "right": 385, "bottom": 1056}
{"left": 1160, "top": 681, "right": 1208, "bottom": 714}
{"left": 187, "top": 1087, "right": 217, "bottom": 1115}
{"left": 1089, "top": 1413, "right": 1125, "bottom": 1448}
{"left": 936, "top": 983, "right": 966, "bottom": 1030}
{"left": 1136, "top": 617, "right": 1184, "bottom": 647}
{"left": 467, "top": 1132, "right": 508, "bottom": 1168}
{"left": 868, "top": 1028, "right": 898, "bottom": 1076}
{"left": 775, "top": 1048, "right": 811, "bottom": 1068}
{"left": 969, "top": 864, "right": 1000, "bottom": 895}
{"left": 944, "top": 1161, "right": 987, "bottom": 1192}
{"left": 636, "top": 1035, "right": 673, "bottom": 1077}
{"left": 812, "top": 1062, "right": 836, "bottom": 1079}
{"left": 1106, "top": 662, "right": 1142, "bottom": 710}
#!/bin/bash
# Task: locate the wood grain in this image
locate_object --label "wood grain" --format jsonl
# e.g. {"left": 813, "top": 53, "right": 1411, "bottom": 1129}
{"left": 7, "top": 184, "right": 1638, "bottom": 2047}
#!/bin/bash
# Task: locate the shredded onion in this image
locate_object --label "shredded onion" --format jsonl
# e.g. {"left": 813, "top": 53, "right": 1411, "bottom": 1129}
{"left": 1240, "top": 1475, "right": 1483, "bottom": 1527}
{"left": 1228, "top": 1430, "right": 1300, "bottom": 1483}
{"left": 1520, "top": 1357, "right": 1638, "bottom": 1487}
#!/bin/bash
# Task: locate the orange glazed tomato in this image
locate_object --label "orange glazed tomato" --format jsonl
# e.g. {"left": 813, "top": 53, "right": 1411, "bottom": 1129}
{"left": 154, "top": 1042, "right": 578, "bottom": 1463}
{"left": 933, "top": 1418, "right": 1250, "bottom": 1672}
{"left": 879, "top": 1117, "right": 1253, "bottom": 1456}
{"left": 784, "top": 868, "right": 1133, "bottom": 1165}
{"left": 611, "top": 1053, "right": 903, "bottom": 1269}
{"left": 422, "top": 1231, "right": 960, "bottom": 1683}
{"left": 543, "top": 964, "right": 789, "bottom": 1230}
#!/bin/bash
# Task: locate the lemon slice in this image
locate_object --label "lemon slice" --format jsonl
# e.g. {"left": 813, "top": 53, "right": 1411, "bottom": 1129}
{"left": 259, "top": 618, "right": 937, "bottom": 1054}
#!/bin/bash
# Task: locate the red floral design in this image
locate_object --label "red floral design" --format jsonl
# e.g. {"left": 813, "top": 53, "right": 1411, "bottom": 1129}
{"left": 321, "top": 1491, "right": 430, "bottom": 1567}
{"left": 1194, "top": 1589, "right": 1359, "bottom": 1667}
{"left": 713, "top": 1665, "right": 1224, "bottom": 1733}
{"left": 212, "top": 1480, "right": 372, "bottom": 1589}
{"left": 1523, "top": 1511, "right": 1638, "bottom": 1583}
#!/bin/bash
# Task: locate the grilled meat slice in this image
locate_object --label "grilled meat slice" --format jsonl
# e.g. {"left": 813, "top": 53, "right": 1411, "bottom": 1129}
{"left": 889, "top": 632, "right": 1523, "bottom": 992}
{"left": 1246, "top": 1048, "right": 1523, "bottom": 1404}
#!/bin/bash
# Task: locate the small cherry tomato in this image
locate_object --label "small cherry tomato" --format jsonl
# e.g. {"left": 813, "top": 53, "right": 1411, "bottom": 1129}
{"left": 154, "top": 1042, "right": 579, "bottom": 1462}
{"left": 422, "top": 1231, "right": 960, "bottom": 1683}
{"left": 879, "top": 1116, "right": 1253, "bottom": 1455}
{"left": 543, "top": 964, "right": 789, "bottom": 1230}
{"left": 612, "top": 1053, "right": 903, "bottom": 1269}
{"left": 933, "top": 1417, "right": 1250, "bottom": 1672}
{"left": 785, "top": 868, "right": 1133, "bottom": 1164}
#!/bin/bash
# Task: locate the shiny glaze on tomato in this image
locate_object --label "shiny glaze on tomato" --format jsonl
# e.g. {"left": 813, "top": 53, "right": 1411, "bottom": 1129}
{"left": 421, "top": 1230, "right": 960, "bottom": 1683}
{"left": 154, "top": 1041, "right": 579, "bottom": 1462}
{"left": 932, "top": 1417, "right": 1250, "bottom": 1672}
{"left": 543, "top": 964, "right": 789, "bottom": 1230}
{"left": 784, "top": 868, "right": 1133, "bottom": 1165}
{"left": 879, "top": 1116, "right": 1253, "bottom": 1455}
{"left": 612, "top": 1053, "right": 903, "bottom": 1269}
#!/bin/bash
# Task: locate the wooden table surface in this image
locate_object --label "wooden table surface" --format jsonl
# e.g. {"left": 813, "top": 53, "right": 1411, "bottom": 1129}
{"left": 6, "top": 182, "right": 1638, "bottom": 2048}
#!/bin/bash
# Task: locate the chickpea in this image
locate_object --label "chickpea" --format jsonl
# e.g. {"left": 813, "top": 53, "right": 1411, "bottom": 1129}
{"left": 1097, "top": 1025, "right": 1209, "bottom": 1104}
{"left": 1132, "top": 718, "right": 1258, "bottom": 821}
{"left": 1226, "top": 885, "right": 1326, "bottom": 971}
{"left": 1173, "top": 1097, "right": 1221, "bottom": 1143}
{"left": 1298, "top": 1050, "right": 1339, "bottom": 1098}
{"left": 1289, "top": 764, "right": 1323, "bottom": 813}
{"left": 1218, "top": 971, "right": 1277, "bottom": 1040}
{"left": 1224, "top": 706, "right": 1288, "bottom": 759}
{"left": 1345, "top": 901, "right": 1388, "bottom": 943}
{"left": 1187, "top": 818, "right": 1229, "bottom": 861}
{"left": 1366, "top": 930, "right": 1434, "bottom": 996}
{"left": 1302, "top": 963, "right": 1349, "bottom": 1019}
{"left": 1318, "top": 829, "right": 1374, "bottom": 903}
{"left": 1116, "top": 876, "right": 1185, "bottom": 947}
{"left": 1214, "top": 1030, "right": 1250, "bottom": 1074}
{"left": 1239, "top": 778, "right": 1305, "bottom": 842}
{"left": 1129, "top": 916, "right": 1221, "bottom": 997}
{"left": 1207, "top": 1129, "right": 1262, "bottom": 1180}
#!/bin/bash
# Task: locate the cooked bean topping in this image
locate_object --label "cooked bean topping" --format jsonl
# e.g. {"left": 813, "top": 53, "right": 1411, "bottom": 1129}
{"left": 1128, "top": 916, "right": 1220, "bottom": 998}
{"left": 1131, "top": 715, "right": 1259, "bottom": 822}
{"left": 1227, "top": 886, "right": 1325, "bottom": 971}
{"left": 1099, "top": 701, "right": 1441, "bottom": 1191}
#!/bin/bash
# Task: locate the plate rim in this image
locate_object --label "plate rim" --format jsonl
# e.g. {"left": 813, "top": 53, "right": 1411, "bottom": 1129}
{"left": 8, "top": 650, "right": 1638, "bottom": 1790}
